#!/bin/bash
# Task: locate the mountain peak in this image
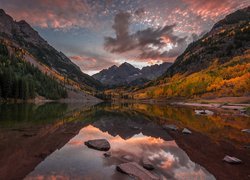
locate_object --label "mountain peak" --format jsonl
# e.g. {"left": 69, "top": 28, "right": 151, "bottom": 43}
{"left": 109, "top": 65, "right": 118, "bottom": 69}
{"left": 0, "top": 9, "right": 13, "bottom": 20}
{"left": 120, "top": 62, "right": 134, "bottom": 68}
{"left": 0, "top": 9, "right": 103, "bottom": 90}
{"left": 93, "top": 62, "right": 172, "bottom": 87}
{"left": 17, "top": 20, "right": 30, "bottom": 26}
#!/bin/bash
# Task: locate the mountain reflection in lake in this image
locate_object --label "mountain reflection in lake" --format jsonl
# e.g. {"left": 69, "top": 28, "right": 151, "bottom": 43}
{"left": 0, "top": 102, "right": 249, "bottom": 179}
{"left": 25, "top": 125, "right": 214, "bottom": 180}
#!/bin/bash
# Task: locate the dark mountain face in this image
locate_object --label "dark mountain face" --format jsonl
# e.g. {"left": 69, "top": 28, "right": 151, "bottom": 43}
{"left": 141, "top": 63, "right": 173, "bottom": 80}
{"left": 0, "top": 9, "right": 102, "bottom": 90}
{"left": 164, "top": 6, "right": 250, "bottom": 77}
{"left": 93, "top": 62, "right": 172, "bottom": 87}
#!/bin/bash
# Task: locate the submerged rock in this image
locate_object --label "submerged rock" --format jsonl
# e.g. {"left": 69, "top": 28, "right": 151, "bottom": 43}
{"left": 163, "top": 124, "right": 178, "bottom": 131}
{"left": 182, "top": 128, "right": 192, "bottom": 134}
{"left": 142, "top": 158, "right": 154, "bottom": 170}
{"left": 84, "top": 139, "right": 110, "bottom": 151}
{"left": 103, "top": 152, "right": 111, "bottom": 157}
{"left": 241, "top": 129, "right": 250, "bottom": 133}
{"left": 117, "top": 162, "right": 159, "bottom": 180}
{"left": 223, "top": 155, "right": 242, "bottom": 164}
{"left": 244, "top": 144, "right": 250, "bottom": 149}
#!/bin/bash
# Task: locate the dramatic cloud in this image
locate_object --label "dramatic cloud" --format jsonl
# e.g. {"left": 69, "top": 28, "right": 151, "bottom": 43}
{"left": 1, "top": 0, "right": 248, "bottom": 74}
{"left": 104, "top": 12, "right": 188, "bottom": 61}
{"left": 182, "top": 0, "right": 249, "bottom": 20}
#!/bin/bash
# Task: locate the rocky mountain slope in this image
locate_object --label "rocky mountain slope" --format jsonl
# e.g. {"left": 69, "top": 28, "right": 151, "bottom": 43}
{"left": 0, "top": 9, "right": 102, "bottom": 90}
{"left": 131, "top": 6, "right": 250, "bottom": 99}
{"left": 93, "top": 62, "right": 172, "bottom": 87}
{"left": 164, "top": 6, "right": 250, "bottom": 77}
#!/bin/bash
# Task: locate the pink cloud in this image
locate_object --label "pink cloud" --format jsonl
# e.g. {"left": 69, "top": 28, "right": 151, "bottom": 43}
{"left": 0, "top": 0, "right": 92, "bottom": 29}
{"left": 183, "top": 0, "right": 249, "bottom": 21}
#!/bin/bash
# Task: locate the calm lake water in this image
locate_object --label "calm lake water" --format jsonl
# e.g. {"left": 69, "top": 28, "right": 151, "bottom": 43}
{"left": 0, "top": 102, "right": 249, "bottom": 179}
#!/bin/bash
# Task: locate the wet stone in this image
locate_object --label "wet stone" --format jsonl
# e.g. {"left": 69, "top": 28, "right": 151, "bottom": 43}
{"left": 242, "top": 129, "right": 250, "bottom": 133}
{"left": 182, "top": 128, "right": 192, "bottom": 134}
{"left": 223, "top": 155, "right": 242, "bottom": 164}
{"left": 84, "top": 139, "right": 110, "bottom": 151}
{"left": 117, "top": 162, "right": 159, "bottom": 180}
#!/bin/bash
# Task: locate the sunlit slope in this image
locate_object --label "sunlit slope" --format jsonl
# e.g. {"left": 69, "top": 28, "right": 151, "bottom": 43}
{"left": 132, "top": 7, "right": 250, "bottom": 99}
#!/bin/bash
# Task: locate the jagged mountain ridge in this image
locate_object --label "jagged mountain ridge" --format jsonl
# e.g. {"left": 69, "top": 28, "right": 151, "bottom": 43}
{"left": 93, "top": 62, "right": 172, "bottom": 86}
{"left": 0, "top": 9, "right": 102, "bottom": 90}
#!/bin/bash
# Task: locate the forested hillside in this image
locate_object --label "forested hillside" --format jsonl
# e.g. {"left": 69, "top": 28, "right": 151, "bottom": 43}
{"left": 131, "top": 7, "right": 250, "bottom": 100}
{"left": 0, "top": 43, "right": 67, "bottom": 100}
{"left": 0, "top": 9, "right": 102, "bottom": 91}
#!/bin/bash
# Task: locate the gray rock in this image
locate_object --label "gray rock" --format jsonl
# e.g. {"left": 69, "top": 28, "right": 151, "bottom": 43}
{"left": 117, "top": 162, "right": 159, "bottom": 180}
{"left": 142, "top": 158, "right": 154, "bottom": 170}
{"left": 182, "top": 128, "right": 192, "bottom": 134}
{"left": 195, "top": 110, "right": 214, "bottom": 115}
{"left": 223, "top": 155, "right": 242, "bottom": 164}
{"left": 163, "top": 124, "right": 178, "bottom": 131}
{"left": 84, "top": 139, "right": 110, "bottom": 151}
{"left": 242, "top": 129, "right": 250, "bottom": 133}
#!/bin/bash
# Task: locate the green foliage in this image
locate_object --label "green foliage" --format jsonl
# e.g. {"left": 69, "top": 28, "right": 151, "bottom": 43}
{"left": 0, "top": 43, "right": 67, "bottom": 100}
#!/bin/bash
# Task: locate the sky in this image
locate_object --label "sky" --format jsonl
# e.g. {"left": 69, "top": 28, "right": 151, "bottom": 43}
{"left": 0, "top": 0, "right": 249, "bottom": 75}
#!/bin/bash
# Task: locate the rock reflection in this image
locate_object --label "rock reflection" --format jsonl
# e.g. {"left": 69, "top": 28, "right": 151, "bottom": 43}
{"left": 26, "top": 125, "right": 215, "bottom": 180}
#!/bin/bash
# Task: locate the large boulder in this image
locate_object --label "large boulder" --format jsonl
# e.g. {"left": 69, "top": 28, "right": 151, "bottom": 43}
{"left": 84, "top": 139, "right": 110, "bottom": 151}
{"left": 117, "top": 162, "right": 159, "bottom": 180}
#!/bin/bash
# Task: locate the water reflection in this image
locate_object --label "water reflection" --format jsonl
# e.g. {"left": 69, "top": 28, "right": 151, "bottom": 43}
{"left": 0, "top": 102, "right": 249, "bottom": 179}
{"left": 0, "top": 102, "right": 97, "bottom": 180}
{"left": 103, "top": 103, "right": 250, "bottom": 146}
{"left": 25, "top": 125, "right": 215, "bottom": 180}
{"left": 0, "top": 103, "right": 68, "bottom": 127}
